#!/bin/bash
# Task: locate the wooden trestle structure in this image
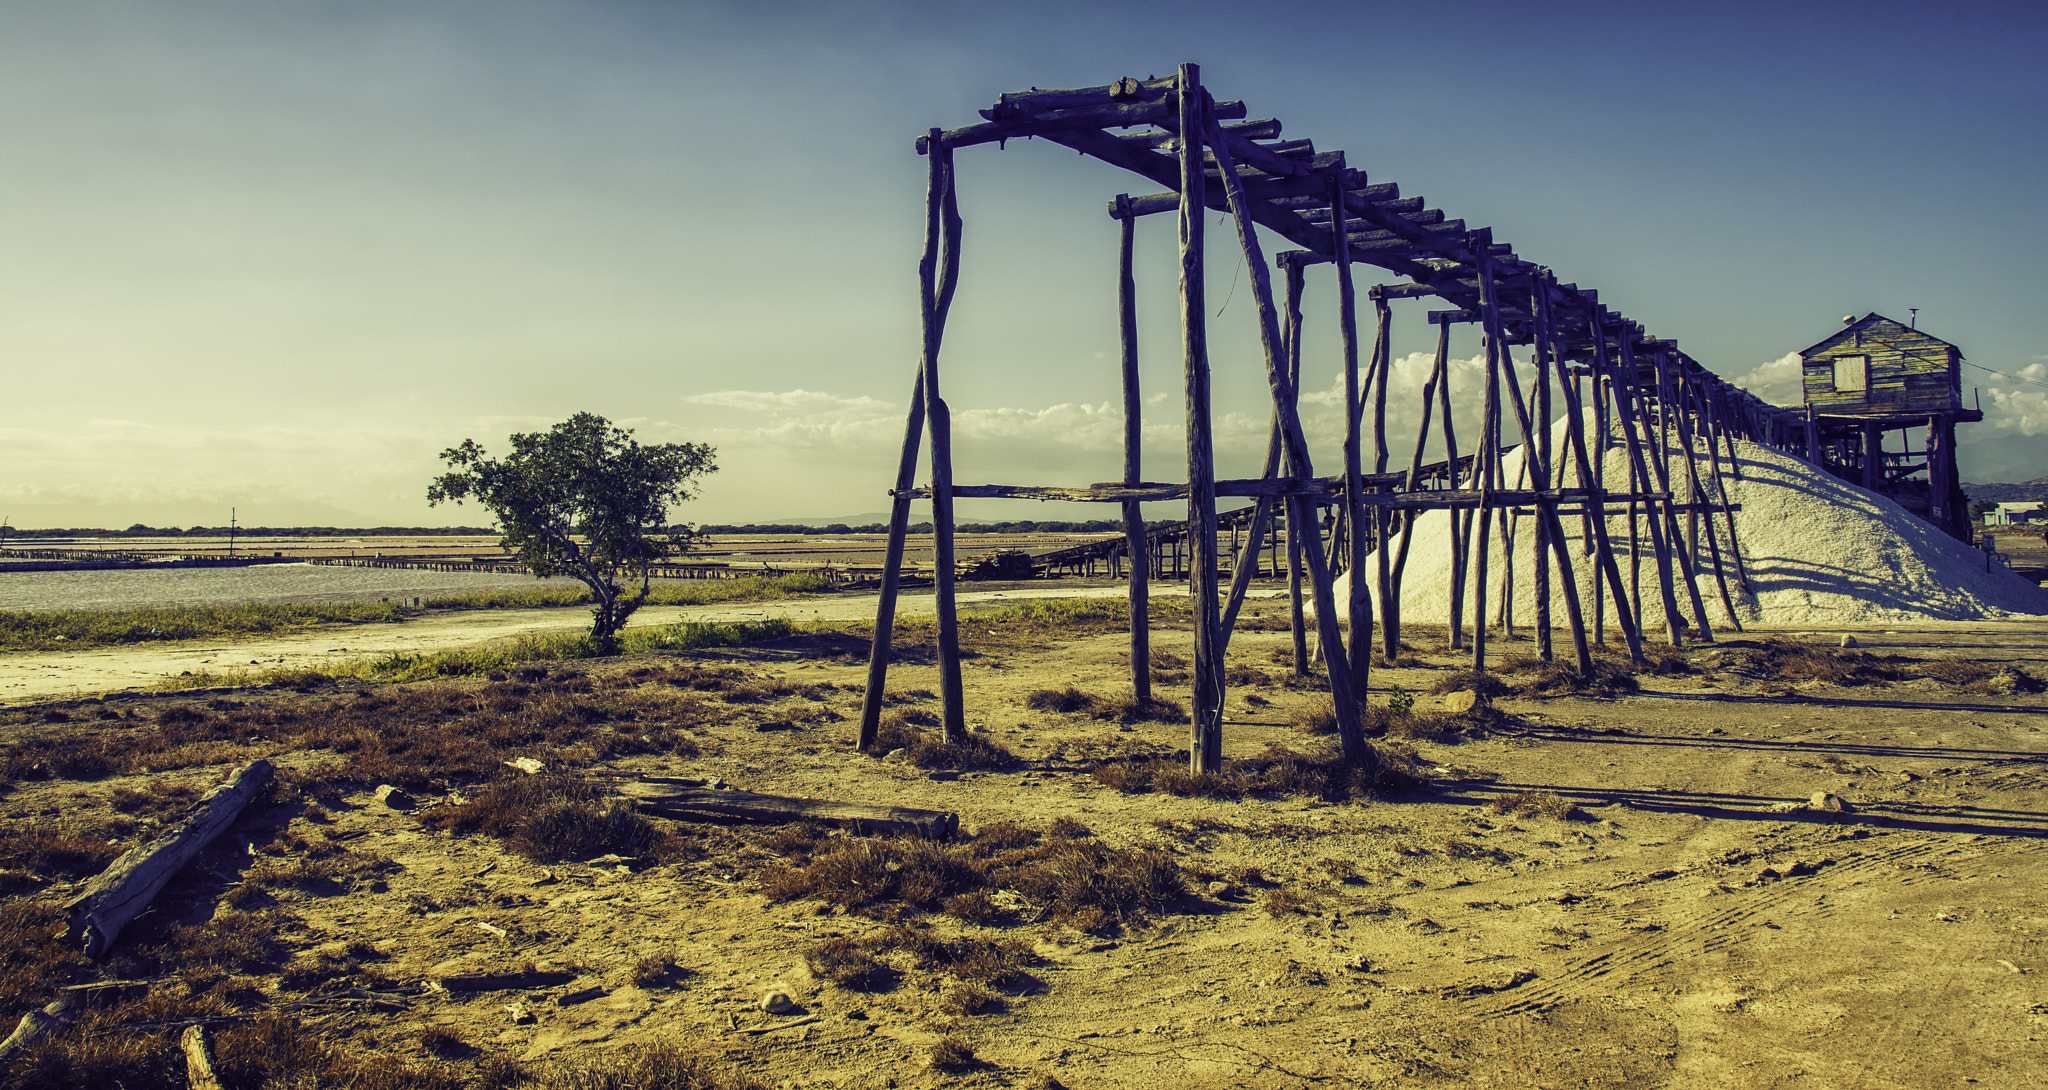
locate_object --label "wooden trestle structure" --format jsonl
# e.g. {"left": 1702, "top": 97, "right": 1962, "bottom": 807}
{"left": 855, "top": 66, "right": 1858, "bottom": 774}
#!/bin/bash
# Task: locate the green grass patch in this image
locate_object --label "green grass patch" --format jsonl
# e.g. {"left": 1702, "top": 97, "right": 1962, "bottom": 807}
{"left": 0, "top": 602, "right": 412, "bottom": 652}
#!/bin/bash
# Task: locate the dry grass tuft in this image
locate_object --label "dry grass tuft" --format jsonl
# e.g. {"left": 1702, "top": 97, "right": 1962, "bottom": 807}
{"left": 764, "top": 824, "right": 1185, "bottom": 936}
{"left": 1707, "top": 638, "right": 1907, "bottom": 687}
{"left": 1293, "top": 697, "right": 1467, "bottom": 742}
{"left": 415, "top": 1025, "right": 468, "bottom": 1057}
{"left": 420, "top": 774, "right": 683, "bottom": 863}
{"left": 804, "top": 936, "right": 898, "bottom": 990}
{"left": 939, "top": 982, "right": 1006, "bottom": 1015}
{"left": 928, "top": 1036, "right": 979, "bottom": 1072}
{"left": 867, "top": 719, "right": 1015, "bottom": 770}
{"left": 1093, "top": 741, "right": 1424, "bottom": 802}
{"left": 1262, "top": 888, "right": 1326, "bottom": 916}
{"left": 1428, "top": 671, "right": 1515, "bottom": 698}
{"left": 631, "top": 952, "right": 683, "bottom": 988}
{"left": 1025, "top": 686, "right": 1098, "bottom": 714}
{"left": 1024, "top": 686, "right": 1188, "bottom": 725}
{"left": 1488, "top": 789, "right": 1583, "bottom": 820}
{"left": 1513, "top": 658, "right": 1642, "bottom": 698}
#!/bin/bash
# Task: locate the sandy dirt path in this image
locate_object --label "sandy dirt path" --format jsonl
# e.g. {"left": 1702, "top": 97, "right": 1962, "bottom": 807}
{"left": 0, "top": 585, "right": 1282, "bottom": 705}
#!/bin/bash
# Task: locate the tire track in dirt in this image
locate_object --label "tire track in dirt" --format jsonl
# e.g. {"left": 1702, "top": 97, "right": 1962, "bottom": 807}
{"left": 1467, "top": 832, "right": 2032, "bottom": 1018}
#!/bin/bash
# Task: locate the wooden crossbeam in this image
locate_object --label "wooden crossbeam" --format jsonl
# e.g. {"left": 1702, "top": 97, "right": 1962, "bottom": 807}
{"left": 899, "top": 481, "right": 1672, "bottom": 509}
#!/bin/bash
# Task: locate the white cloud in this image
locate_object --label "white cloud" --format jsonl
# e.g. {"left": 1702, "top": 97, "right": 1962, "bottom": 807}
{"left": 1725, "top": 352, "right": 1804, "bottom": 407}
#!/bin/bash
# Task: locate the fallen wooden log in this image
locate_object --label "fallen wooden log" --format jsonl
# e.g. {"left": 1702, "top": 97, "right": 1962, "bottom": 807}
{"left": 433, "top": 970, "right": 578, "bottom": 992}
{"left": 0, "top": 997, "right": 75, "bottom": 1070}
{"left": 623, "top": 784, "right": 957, "bottom": 839}
{"left": 182, "top": 1023, "right": 224, "bottom": 1090}
{"left": 66, "top": 759, "right": 274, "bottom": 958}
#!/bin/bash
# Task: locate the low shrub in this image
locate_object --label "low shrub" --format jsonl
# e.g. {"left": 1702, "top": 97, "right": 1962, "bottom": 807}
{"left": 763, "top": 825, "right": 1186, "bottom": 936}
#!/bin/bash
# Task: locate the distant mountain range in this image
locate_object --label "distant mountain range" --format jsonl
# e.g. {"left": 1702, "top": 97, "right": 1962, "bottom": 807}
{"left": 1963, "top": 479, "right": 2048, "bottom": 503}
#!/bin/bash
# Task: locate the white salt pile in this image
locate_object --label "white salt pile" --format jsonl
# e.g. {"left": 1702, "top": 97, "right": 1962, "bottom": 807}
{"left": 1326, "top": 430, "right": 2048, "bottom": 629}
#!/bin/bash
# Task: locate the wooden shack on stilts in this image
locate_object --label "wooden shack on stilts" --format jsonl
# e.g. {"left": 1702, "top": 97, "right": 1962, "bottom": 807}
{"left": 858, "top": 66, "right": 1879, "bottom": 776}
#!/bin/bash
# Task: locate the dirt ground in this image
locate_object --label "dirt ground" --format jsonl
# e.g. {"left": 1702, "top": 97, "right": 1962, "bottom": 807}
{"left": 0, "top": 581, "right": 1169, "bottom": 705}
{"left": 2, "top": 601, "right": 2045, "bottom": 1089}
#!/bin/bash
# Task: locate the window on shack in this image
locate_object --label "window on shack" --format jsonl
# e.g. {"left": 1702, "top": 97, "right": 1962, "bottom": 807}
{"left": 1833, "top": 354, "right": 1868, "bottom": 394}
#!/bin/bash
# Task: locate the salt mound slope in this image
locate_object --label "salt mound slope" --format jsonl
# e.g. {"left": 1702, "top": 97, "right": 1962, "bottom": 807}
{"left": 1326, "top": 432, "right": 2048, "bottom": 629}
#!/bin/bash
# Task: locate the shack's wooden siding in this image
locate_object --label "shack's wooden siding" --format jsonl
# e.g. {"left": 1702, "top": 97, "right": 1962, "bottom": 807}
{"left": 1800, "top": 315, "right": 1961, "bottom": 415}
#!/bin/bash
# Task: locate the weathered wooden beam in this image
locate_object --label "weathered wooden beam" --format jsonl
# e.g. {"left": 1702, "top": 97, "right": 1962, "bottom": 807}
{"left": 990, "top": 75, "right": 1176, "bottom": 116}
{"left": 908, "top": 480, "right": 1663, "bottom": 506}
{"left": 183, "top": 1024, "right": 225, "bottom": 1090}
{"left": 921, "top": 96, "right": 1250, "bottom": 153}
{"left": 67, "top": 760, "right": 273, "bottom": 958}
{"left": 627, "top": 785, "right": 958, "bottom": 839}
{"left": 0, "top": 997, "right": 75, "bottom": 1069}
{"left": 1120, "top": 117, "right": 1282, "bottom": 147}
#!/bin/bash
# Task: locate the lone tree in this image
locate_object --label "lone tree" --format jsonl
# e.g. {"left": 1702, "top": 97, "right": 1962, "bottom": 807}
{"left": 428, "top": 412, "right": 717, "bottom": 654}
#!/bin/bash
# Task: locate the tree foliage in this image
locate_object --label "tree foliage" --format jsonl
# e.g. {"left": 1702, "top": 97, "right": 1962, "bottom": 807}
{"left": 427, "top": 413, "right": 717, "bottom": 653}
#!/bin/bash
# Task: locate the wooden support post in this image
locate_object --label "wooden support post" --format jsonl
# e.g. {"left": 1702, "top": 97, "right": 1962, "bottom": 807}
{"left": 1664, "top": 354, "right": 1741, "bottom": 632}
{"left": 858, "top": 377, "right": 928, "bottom": 751}
{"left": 1284, "top": 263, "right": 1310, "bottom": 676}
{"left": 1700, "top": 384, "right": 1752, "bottom": 593}
{"left": 1610, "top": 328, "right": 1694, "bottom": 645}
{"left": 1861, "top": 420, "right": 1881, "bottom": 491}
{"left": 860, "top": 135, "right": 963, "bottom": 751}
{"left": 1486, "top": 269, "right": 1589, "bottom": 674}
{"left": 1388, "top": 319, "right": 1448, "bottom": 658}
{"left": 1220, "top": 419, "right": 1285, "bottom": 645}
{"left": 1470, "top": 232, "right": 1504, "bottom": 673}
{"left": 1202, "top": 97, "right": 1367, "bottom": 765}
{"left": 1178, "top": 65, "right": 1225, "bottom": 772}
{"left": 917, "top": 137, "right": 970, "bottom": 743}
{"left": 1686, "top": 379, "right": 1746, "bottom": 626}
{"left": 1370, "top": 288, "right": 1396, "bottom": 661}
{"left": 1111, "top": 195, "right": 1151, "bottom": 704}
{"left": 1440, "top": 321, "right": 1470, "bottom": 651}
{"left": 1645, "top": 351, "right": 1715, "bottom": 642}
{"left": 1586, "top": 370, "right": 1606, "bottom": 645}
{"left": 1560, "top": 306, "right": 1642, "bottom": 663}
{"left": 1335, "top": 174, "right": 1372, "bottom": 694}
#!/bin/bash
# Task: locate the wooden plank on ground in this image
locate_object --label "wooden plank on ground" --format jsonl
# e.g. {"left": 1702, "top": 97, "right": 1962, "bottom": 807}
{"left": 623, "top": 785, "right": 958, "bottom": 839}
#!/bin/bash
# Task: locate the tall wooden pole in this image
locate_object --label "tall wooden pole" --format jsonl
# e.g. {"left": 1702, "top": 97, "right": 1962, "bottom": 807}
{"left": 1202, "top": 102, "right": 1367, "bottom": 765}
{"left": 920, "top": 139, "right": 970, "bottom": 742}
{"left": 859, "top": 130, "right": 961, "bottom": 751}
{"left": 1115, "top": 195, "right": 1151, "bottom": 704}
{"left": 1284, "top": 263, "right": 1311, "bottom": 676}
{"left": 1388, "top": 319, "right": 1448, "bottom": 656}
{"left": 1470, "top": 233, "right": 1504, "bottom": 672}
{"left": 1610, "top": 326, "right": 1692, "bottom": 645}
{"left": 1438, "top": 319, "right": 1469, "bottom": 650}
{"left": 1570, "top": 310, "right": 1644, "bottom": 662}
{"left": 1334, "top": 176, "right": 1372, "bottom": 694}
{"left": 1178, "top": 65, "right": 1225, "bottom": 773}
{"left": 1370, "top": 289, "right": 1397, "bottom": 660}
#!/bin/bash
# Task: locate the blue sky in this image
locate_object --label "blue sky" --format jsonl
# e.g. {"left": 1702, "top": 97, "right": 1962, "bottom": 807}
{"left": 2, "top": 0, "right": 2043, "bottom": 527}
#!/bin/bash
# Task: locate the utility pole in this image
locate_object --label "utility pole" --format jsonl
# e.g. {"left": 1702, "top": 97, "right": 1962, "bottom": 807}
{"left": 229, "top": 507, "right": 237, "bottom": 559}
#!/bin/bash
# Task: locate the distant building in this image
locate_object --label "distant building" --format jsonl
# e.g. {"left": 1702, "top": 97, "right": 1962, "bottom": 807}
{"left": 1982, "top": 501, "right": 2044, "bottom": 527}
{"left": 1783, "top": 313, "right": 1981, "bottom": 540}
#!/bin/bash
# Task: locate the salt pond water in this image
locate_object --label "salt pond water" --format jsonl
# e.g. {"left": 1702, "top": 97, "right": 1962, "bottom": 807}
{"left": 0, "top": 563, "right": 586, "bottom": 612}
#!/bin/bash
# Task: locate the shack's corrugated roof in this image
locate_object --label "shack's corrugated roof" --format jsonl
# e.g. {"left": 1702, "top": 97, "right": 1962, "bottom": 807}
{"left": 1798, "top": 313, "right": 1964, "bottom": 358}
